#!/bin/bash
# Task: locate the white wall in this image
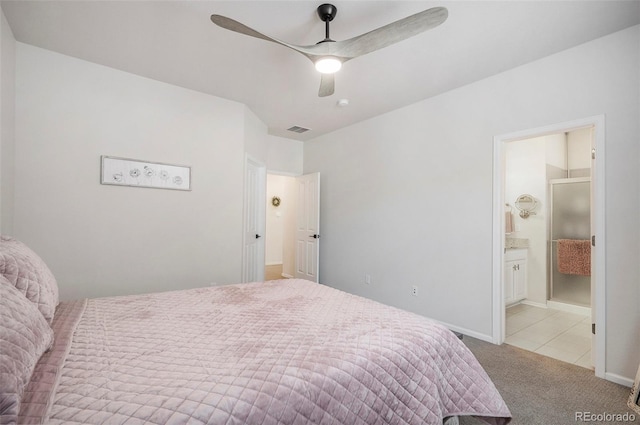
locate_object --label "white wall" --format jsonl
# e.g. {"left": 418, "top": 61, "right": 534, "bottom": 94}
{"left": 13, "top": 44, "right": 304, "bottom": 301}
{"left": 567, "top": 127, "right": 593, "bottom": 172}
{"left": 243, "top": 106, "right": 268, "bottom": 164}
{"left": 304, "top": 25, "right": 640, "bottom": 381}
{"left": 0, "top": 9, "right": 15, "bottom": 234}
{"left": 244, "top": 116, "right": 303, "bottom": 175}
{"left": 15, "top": 44, "right": 250, "bottom": 300}
{"left": 545, "top": 133, "right": 567, "bottom": 170}
{"left": 266, "top": 174, "right": 286, "bottom": 265}
{"left": 266, "top": 135, "right": 303, "bottom": 176}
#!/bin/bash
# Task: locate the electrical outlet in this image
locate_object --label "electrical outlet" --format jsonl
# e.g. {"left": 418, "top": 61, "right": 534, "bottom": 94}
{"left": 411, "top": 285, "right": 418, "bottom": 296}
{"left": 365, "top": 274, "right": 371, "bottom": 285}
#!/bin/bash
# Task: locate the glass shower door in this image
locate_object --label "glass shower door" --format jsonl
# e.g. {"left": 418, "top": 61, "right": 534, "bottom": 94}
{"left": 549, "top": 178, "right": 591, "bottom": 306}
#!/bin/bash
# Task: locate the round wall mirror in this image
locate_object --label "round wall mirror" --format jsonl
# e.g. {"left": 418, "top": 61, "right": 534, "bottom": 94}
{"left": 515, "top": 194, "right": 537, "bottom": 218}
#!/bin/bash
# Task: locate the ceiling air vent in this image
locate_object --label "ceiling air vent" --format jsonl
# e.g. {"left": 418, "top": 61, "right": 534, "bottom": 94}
{"left": 287, "top": 126, "right": 310, "bottom": 134}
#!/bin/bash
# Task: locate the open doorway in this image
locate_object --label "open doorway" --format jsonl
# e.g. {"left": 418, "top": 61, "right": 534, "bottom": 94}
{"left": 245, "top": 168, "right": 320, "bottom": 283}
{"left": 492, "top": 116, "right": 606, "bottom": 379}
{"left": 503, "top": 128, "right": 592, "bottom": 368}
{"left": 265, "top": 174, "right": 297, "bottom": 280}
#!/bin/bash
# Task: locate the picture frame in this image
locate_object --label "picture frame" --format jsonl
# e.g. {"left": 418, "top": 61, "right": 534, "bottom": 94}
{"left": 629, "top": 363, "right": 640, "bottom": 415}
{"left": 100, "top": 156, "right": 191, "bottom": 191}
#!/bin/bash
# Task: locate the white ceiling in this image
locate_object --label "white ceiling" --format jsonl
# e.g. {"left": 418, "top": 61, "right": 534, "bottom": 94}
{"left": 2, "top": 1, "right": 639, "bottom": 141}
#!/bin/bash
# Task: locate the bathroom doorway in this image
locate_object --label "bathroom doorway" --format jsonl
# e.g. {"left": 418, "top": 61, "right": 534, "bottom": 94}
{"left": 492, "top": 116, "right": 606, "bottom": 379}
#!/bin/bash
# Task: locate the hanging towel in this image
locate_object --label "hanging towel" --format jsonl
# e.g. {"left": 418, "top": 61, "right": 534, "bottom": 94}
{"left": 505, "top": 211, "right": 514, "bottom": 234}
{"left": 557, "top": 239, "right": 591, "bottom": 276}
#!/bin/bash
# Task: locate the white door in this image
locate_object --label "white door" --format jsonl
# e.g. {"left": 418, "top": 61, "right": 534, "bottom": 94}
{"left": 294, "top": 172, "right": 320, "bottom": 282}
{"left": 589, "top": 128, "right": 596, "bottom": 367}
{"left": 242, "top": 157, "right": 265, "bottom": 283}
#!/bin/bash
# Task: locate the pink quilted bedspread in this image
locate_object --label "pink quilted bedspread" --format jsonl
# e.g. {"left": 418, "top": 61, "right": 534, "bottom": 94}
{"left": 19, "top": 279, "right": 511, "bottom": 424}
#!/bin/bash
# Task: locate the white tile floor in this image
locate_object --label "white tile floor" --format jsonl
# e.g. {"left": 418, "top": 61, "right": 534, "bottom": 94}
{"left": 505, "top": 303, "right": 593, "bottom": 369}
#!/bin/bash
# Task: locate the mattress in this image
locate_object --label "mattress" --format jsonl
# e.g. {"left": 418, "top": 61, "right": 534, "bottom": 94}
{"left": 18, "top": 279, "right": 511, "bottom": 424}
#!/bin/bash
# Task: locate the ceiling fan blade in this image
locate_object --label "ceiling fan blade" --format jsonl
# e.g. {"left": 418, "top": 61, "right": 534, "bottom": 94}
{"left": 331, "top": 7, "right": 448, "bottom": 59}
{"left": 211, "top": 14, "right": 326, "bottom": 61}
{"left": 318, "top": 73, "right": 335, "bottom": 97}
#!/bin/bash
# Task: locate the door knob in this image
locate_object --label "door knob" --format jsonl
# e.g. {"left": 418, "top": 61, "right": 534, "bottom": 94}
{"left": 255, "top": 234, "right": 261, "bottom": 239}
{"left": 309, "top": 234, "right": 320, "bottom": 239}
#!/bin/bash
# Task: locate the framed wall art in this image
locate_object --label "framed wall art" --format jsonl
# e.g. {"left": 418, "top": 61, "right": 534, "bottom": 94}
{"left": 101, "top": 156, "right": 191, "bottom": 191}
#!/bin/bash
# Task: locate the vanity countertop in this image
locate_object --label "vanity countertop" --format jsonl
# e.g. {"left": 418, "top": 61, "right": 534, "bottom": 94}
{"left": 505, "top": 238, "right": 529, "bottom": 249}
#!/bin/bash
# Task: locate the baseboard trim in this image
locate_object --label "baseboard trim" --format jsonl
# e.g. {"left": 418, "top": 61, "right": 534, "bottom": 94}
{"left": 428, "top": 319, "right": 494, "bottom": 344}
{"left": 265, "top": 262, "right": 283, "bottom": 266}
{"left": 281, "top": 273, "right": 294, "bottom": 279}
{"left": 547, "top": 300, "right": 591, "bottom": 316}
{"left": 520, "top": 300, "right": 548, "bottom": 309}
{"left": 605, "top": 372, "right": 634, "bottom": 388}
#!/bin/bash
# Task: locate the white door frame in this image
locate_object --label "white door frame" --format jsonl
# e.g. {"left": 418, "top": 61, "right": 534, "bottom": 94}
{"left": 492, "top": 115, "right": 606, "bottom": 379}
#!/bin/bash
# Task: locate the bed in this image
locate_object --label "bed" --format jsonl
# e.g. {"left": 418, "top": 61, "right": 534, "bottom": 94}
{"left": 1, "top": 236, "right": 511, "bottom": 425}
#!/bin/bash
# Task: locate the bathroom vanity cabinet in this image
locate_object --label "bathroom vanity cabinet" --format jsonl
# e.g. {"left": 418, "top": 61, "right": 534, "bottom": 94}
{"left": 505, "top": 248, "right": 527, "bottom": 305}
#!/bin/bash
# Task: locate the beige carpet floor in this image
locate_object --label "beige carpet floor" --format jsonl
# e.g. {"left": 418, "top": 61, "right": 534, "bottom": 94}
{"left": 459, "top": 336, "right": 639, "bottom": 425}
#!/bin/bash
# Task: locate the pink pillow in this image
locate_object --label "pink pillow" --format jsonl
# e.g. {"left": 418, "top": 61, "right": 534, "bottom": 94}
{"left": 0, "top": 236, "right": 59, "bottom": 324}
{"left": 0, "top": 276, "right": 54, "bottom": 422}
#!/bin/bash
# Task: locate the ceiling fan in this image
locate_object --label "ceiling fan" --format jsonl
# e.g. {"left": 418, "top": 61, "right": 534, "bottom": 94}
{"left": 210, "top": 4, "right": 448, "bottom": 97}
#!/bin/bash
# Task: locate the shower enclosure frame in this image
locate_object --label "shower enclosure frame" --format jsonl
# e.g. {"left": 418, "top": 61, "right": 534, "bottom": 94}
{"left": 547, "top": 177, "right": 592, "bottom": 310}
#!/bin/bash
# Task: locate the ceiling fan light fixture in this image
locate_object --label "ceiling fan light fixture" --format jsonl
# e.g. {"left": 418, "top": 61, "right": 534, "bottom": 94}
{"left": 315, "top": 57, "right": 342, "bottom": 74}
{"left": 211, "top": 4, "right": 448, "bottom": 96}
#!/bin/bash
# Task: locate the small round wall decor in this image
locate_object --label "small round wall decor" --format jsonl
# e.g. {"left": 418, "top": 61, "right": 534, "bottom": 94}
{"left": 271, "top": 196, "right": 281, "bottom": 207}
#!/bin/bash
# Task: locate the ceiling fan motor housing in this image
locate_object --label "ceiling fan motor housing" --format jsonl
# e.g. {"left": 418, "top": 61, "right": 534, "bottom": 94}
{"left": 317, "top": 4, "right": 337, "bottom": 22}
